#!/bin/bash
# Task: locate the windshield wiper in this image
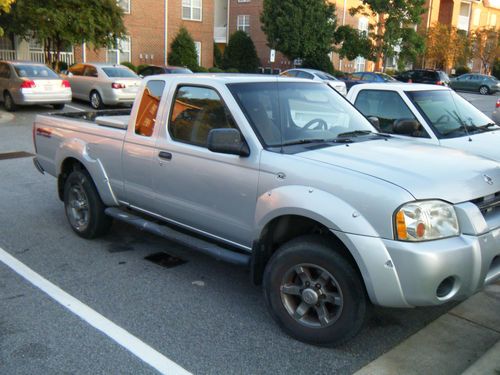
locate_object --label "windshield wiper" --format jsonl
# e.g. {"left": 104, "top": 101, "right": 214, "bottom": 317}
{"left": 337, "top": 130, "right": 390, "bottom": 138}
{"left": 478, "top": 122, "right": 498, "bottom": 129}
{"left": 282, "top": 138, "right": 336, "bottom": 146}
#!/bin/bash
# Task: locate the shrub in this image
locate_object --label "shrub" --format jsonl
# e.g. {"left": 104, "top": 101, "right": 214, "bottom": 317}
{"left": 302, "top": 53, "right": 334, "bottom": 74}
{"left": 192, "top": 65, "right": 208, "bottom": 72}
{"left": 454, "top": 66, "right": 470, "bottom": 76}
{"left": 57, "top": 61, "right": 68, "bottom": 72}
{"left": 121, "top": 61, "right": 137, "bottom": 72}
{"left": 225, "top": 68, "right": 239, "bottom": 73}
{"left": 136, "top": 64, "right": 149, "bottom": 73}
{"left": 222, "top": 31, "right": 259, "bottom": 73}
{"left": 208, "top": 67, "right": 224, "bottom": 73}
{"left": 168, "top": 27, "right": 199, "bottom": 71}
{"left": 214, "top": 43, "right": 223, "bottom": 68}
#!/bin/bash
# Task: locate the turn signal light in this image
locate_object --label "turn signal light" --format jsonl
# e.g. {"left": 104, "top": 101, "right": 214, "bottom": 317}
{"left": 436, "top": 81, "right": 444, "bottom": 85}
{"left": 395, "top": 211, "right": 407, "bottom": 240}
{"left": 496, "top": 99, "right": 500, "bottom": 108}
{"left": 20, "top": 80, "right": 36, "bottom": 88}
{"left": 111, "top": 82, "right": 125, "bottom": 89}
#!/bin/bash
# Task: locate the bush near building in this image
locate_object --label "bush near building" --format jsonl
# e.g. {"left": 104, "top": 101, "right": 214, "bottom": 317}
{"left": 121, "top": 61, "right": 137, "bottom": 72}
{"left": 213, "top": 43, "right": 223, "bottom": 68}
{"left": 168, "top": 27, "right": 199, "bottom": 71}
{"left": 222, "top": 31, "right": 259, "bottom": 73}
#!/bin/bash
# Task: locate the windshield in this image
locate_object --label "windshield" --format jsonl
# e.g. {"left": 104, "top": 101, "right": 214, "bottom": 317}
{"left": 102, "top": 67, "right": 138, "bottom": 78}
{"left": 406, "top": 90, "right": 498, "bottom": 138}
{"left": 14, "top": 65, "right": 58, "bottom": 79}
{"left": 314, "top": 71, "right": 338, "bottom": 81}
{"left": 379, "top": 73, "right": 396, "bottom": 82}
{"left": 228, "top": 81, "right": 376, "bottom": 149}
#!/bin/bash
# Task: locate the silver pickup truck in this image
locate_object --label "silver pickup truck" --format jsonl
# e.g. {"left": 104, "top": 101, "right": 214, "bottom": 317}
{"left": 33, "top": 75, "right": 500, "bottom": 346}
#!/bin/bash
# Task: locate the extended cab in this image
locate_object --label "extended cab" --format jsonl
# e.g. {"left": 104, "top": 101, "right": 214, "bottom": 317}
{"left": 33, "top": 75, "right": 500, "bottom": 346}
{"left": 347, "top": 82, "right": 500, "bottom": 161}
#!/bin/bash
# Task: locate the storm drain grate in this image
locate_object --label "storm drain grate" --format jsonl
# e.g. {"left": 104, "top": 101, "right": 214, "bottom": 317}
{"left": 0, "top": 151, "right": 34, "bottom": 161}
{"left": 144, "top": 252, "right": 187, "bottom": 268}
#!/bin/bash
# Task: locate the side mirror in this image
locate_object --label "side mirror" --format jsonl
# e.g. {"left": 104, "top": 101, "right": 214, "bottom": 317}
{"left": 139, "top": 74, "right": 144, "bottom": 78}
{"left": 367, "top": 116, "right": 381, "bottom": 131}
{"left": 207, "top": 128, "right": 250, "bottom": 157}
{"left": 393, "top": 118, "right": 420, "bottom": 135}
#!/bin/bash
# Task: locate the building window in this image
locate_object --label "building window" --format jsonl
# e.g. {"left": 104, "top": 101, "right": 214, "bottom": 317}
{"left": 107, "top": 37, "right": 131, "bottom": 64}
{"left": 237, "top": 15, "right": 250, "bottom": 34}
{"left": 473, "top": 9, "right": 481, "bottom": 26}
{"left": 237, "top": 0, "right": 250, "bottom": 2}
{"left": 117, "top": 0, "right": 130, "bottom": 14}
{"left": 194, "top": 41, "right": 201, "bottom": 65}
{"left": 182, "top": 0, "right": 202, "bottom": 21}
{"left": 358, "top": 17, "right": 368, "bottom": 37}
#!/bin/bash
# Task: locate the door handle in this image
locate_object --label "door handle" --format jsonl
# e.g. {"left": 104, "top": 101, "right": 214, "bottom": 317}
{"left": 158, "top": 151, "right": 172, "bottom": 160}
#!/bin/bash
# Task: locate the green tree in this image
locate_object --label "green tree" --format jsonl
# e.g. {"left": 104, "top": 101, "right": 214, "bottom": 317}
{"left": 0, "top": 0, "right": 14, "bottom": 36}
{"left": 213, "top": 43, "right": 223, "bottom": 68}
{"left": 168, "top": 27, "right": 199, "bottom": 71}
{"left": 334, "top": 24, "right": 373, "bottom": 61}
{"left": 470, "top": 27, "right": 499, "bottom": 74}
{"left": 346, "top": 0, "right": 426, "bottom": 70}
{"left": 261, "top": 0, "right": 337, "bottom": 66}
{"left": 1, "top": 0, "right": 125, "bottom": 70}
{"left": 425, "top": 23, "right": 468, "bottom": 70}
{"left": 222, "top": 30, "right": 259, "bottom": 73}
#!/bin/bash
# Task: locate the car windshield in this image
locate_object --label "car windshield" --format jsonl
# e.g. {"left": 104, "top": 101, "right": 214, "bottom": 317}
{"left": 378, "top": 73, "right": 396, "bottom": 82}
{"left": 101, "top": 67, "right": 138, "bottom": 78}
{"left": 406, "top": 90, "right": 499, "bottom": 138}
{"left": 14, "top": 65, "right": 58, "bottom": 79}
{"left": 228, "top": 81, "right": 376, "bottom": 150}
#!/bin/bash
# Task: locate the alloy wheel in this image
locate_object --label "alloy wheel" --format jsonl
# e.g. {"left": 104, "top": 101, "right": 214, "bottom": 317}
{"left": 66, "top": 183, "right": 90, "bottom": 232}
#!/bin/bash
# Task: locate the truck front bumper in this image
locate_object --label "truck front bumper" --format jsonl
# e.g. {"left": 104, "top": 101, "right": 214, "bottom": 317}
{"left": 335, "top": 227, "right": 500, "bottom": 308}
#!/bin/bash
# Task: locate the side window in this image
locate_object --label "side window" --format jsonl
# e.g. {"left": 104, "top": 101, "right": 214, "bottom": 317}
{"left": 282, "top": 70, "right": 297, "bottom": 77}
{"left": 69, "top": 64, "right": 84, "bottom": 76}
{"left": 351, "top": 73, "right": 363, "bottom": 81}
{"left": 153, "top": 67, "right": 165, "bottom": 75}
{"left": 135, "top": 80, "right": 166, "bottom": 137}
{"left": 83, "top": 66, "right": 98, "bottom": 77}
{"left": 354, "top": 90, "right": 428, "bottom": 137}
{"left": 296, "top": 71, "right": 314, "bottom": 80}
{"left": 361, "top": 73, "right": 373, "bottom": 81}
{"left": 139, "top": 67, "right": 151, "bottom": 76}
{"left": 169, "top": 86, "right": 237, "bottom": 147}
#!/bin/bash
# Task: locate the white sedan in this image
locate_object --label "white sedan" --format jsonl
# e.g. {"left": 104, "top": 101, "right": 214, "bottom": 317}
{"left": 281, "top": 68, "right": 347, "bottom": 96}
{"left": 347, "top": 82, "right": 500, "bottom": 161}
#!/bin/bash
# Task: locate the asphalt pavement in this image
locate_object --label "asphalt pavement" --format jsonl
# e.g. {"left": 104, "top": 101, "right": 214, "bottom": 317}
{"left": 0, "top": 91, "right": 498, "bottom": 374}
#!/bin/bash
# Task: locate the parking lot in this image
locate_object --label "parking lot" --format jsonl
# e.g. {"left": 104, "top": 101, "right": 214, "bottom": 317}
{"left": 0, "top": 91, "right": 498, "bottom": 374}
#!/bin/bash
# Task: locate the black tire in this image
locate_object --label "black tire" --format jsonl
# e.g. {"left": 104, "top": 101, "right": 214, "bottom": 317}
{"left": 89, "top": 90, "right": 104, "bottom": 109}
{"left": 263, "top": 235, "right": 366, "bottom": 346}
{"left": 479, "top": 85, "right": 490, "bottom": 95}
{"left": 4, "top": 92, "right": 16, "bottom": 112}
{"left": 53, "top": 103, "right": 65, "bottom": 110}
{"left": 63, "top": 169, "right": 112, "bottom": 239}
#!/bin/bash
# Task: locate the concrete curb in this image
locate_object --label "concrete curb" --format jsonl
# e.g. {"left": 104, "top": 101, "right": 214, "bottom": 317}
{"left": 461, "top": 340, "right": 500, "bottom": 375}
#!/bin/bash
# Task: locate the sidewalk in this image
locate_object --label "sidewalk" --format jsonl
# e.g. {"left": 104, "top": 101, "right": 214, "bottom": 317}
{"left": 354, "top": 281, "right": 500, "bottom": 375}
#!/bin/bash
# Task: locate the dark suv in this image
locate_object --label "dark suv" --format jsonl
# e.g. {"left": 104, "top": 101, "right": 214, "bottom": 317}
{"left": 395, "top": 69, "right": 450, "bottom": 86}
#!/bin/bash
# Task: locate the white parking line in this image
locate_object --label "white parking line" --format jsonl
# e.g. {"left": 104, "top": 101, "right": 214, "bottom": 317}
{"left": 0, "top": 246, "right": 191, "bottom": 375}
{"left": 66, "top": 104, "right": 86, "bottom": 112}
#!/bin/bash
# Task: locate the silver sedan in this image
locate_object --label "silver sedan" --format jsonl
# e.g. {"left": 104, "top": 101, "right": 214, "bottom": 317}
{"left": 0, "top": 61, "right": 72, "bottom": 111}
{"left": 493, "top": 98, "right": 500, "bottom": 124}
{"left": 64, "top": 63, "right": 141, "bottom": 109}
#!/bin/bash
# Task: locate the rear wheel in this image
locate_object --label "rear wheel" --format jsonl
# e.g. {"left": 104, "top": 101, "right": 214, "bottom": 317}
{"left": 479, "top": 85, "right": 490, "bottom": 95}
{"left": 263, "top": 235, "right": 366, "bottom": 346}
{"left": 63, "top": 169, "right": 112, "bottom": 238}
{"left": 53, "top": 103, "right": 65, "bottom": 110}
{"left": 4, "top": 92, "right": 16, "bottom": 112}
{"left": 90, "top": 91, "right": 103, "bottom": 109}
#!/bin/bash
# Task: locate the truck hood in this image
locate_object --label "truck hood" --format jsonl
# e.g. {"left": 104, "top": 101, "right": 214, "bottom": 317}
{"left": 297, "top": 138, "right": 500, "bottom": 203}
{"left": 440, "top": 130, "right": 500, "bottom": 162}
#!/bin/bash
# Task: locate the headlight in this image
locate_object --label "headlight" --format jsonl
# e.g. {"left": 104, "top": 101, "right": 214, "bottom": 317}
{"left": 394, "top": 200, "right": 459, "bottom": 241}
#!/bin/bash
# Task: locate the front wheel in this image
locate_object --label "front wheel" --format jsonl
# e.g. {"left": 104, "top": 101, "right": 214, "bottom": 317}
{"left": 63, "top": 169, "right": 112, "bottom": 238}
{"left": 263, "top": 235, "right": 366, "bottom": 346}
{"left": 479, "top": 85, "right": 490, "bottom": 95}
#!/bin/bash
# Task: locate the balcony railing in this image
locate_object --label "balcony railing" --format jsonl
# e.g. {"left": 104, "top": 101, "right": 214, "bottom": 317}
{"left": 29, "top": 50, "right": 75, "bottom": 65}
{"left": 0, "top": 49, "right": 16, "bottom": 60}
{"left": 214, "top": 26, "right": 227, "bottom": 43}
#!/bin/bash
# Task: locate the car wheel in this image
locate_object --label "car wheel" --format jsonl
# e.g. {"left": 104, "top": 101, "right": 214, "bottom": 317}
{"left": 90, "top": 91, "right": 103, "bottom": 110}
{"left": 53, "top": 103, "right": 65, "bottom": 110}
{"left": 479, "top": 85, "right": 490, "bottom": 95}
{"left": 263, "top": 235, "right": 366, "bottom": 346}
{"left": 63, "top": 168, "right": 112, "bottom": 239}
{"left": 4, "top": 92, "right": 16, "bottom": 112}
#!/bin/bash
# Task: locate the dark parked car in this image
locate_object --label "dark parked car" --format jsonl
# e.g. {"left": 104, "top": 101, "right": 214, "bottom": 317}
{"left": 341, "top": 71, "right": 396, "bottom": 90}
{"left": 138, "top": 65, "right": 193, "bottom": 77}
{"left": 395, "top": 69, "right": 450, "bottom": 86}
{"left": 449, "top": 73, "right": 500, "bottom": 95}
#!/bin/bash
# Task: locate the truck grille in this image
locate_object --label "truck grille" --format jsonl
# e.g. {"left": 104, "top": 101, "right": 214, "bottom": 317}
{"left": 471, "top": 192, "right": 500, "bottom": 215}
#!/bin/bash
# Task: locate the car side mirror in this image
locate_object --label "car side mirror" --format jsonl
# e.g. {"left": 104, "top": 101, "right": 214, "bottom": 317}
{"left": 367, "top": 116, "right": 381, "bottom": 131}
{"left": 207, "top": 128, "right": 250, "bottom": 157}
{"left": 139, "top": 74, "right": 144, "bottom": 78}
{"left": 393, "top": 119, "right": 420, "bottom": 135}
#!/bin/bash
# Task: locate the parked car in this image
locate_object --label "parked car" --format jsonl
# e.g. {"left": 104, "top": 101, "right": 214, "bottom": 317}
{"left": 64, "top": 63, "right": 141, "bottom": 109}
{"left": 280, "top": 68, "right": 347, "bottom": 95}
{"left": 340, "top": 71, "right": 397, "bottom": 91}
{"left": 395, "top": 69, "right": 450, "bottom": 86}
{"left": 493, "top": 98, "right": 500, "bottom": 124}
{"left": 33, "top": 74, "right": 500, "bottom": 346}
{"left": 347, "top": 82, "right": 500, "bottom": 160}
{"left": 137, "top": 65, "right": 193, "bottom": 77}
{"left": 0, "top": 60, "right": 71, "bottom": 111}
{"left": 449, "top": 73, "right": 500, "bottom": 95}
